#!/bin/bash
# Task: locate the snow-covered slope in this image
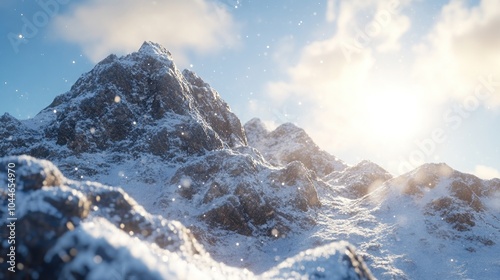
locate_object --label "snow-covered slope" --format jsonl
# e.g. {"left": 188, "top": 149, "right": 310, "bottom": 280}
{"left": 315, "top": 163, "right": 500, "bottom": 279}
{"left": 0, "top": 155, "right": 373, "bottom": 280}
{"left": 1, "top": 42, "right": 499, "bottom": 279}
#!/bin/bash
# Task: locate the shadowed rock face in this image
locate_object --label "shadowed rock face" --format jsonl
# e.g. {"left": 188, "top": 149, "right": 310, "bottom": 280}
{"left": 164, "top": 147, "right": 321, "bottom": 238}
{"left": 0, "top": 41, "right": 246, "bottom": 161}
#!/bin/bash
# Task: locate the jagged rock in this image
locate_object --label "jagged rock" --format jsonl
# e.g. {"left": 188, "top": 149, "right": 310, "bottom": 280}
{"left": 164, "top": 147, "right": 321, "bottom": 238}
{"left": 244, "top": 118, "right": 346, "bottom": 177}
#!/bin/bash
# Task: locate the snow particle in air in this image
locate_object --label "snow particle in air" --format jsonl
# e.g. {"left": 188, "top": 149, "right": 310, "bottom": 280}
{"left": 72, "top": 60, "right": 76, "bottom": 64}
{"left": 271, "top": 228, "right": 279, "bottom": 237}
{"left": 18, "top": 34, "right": 23, "bottom": 39}
{"left": 114, "top": 95, "right": 121, "bottom": 103}
{"left": 66, "top": 221, "right": 75, "bottom": 231}
{"left": 90, "top": 127, "right": 96, "bottom": 134}
{"left": 180, "top": 178, "right": 192, "bottom": 188}
{"left": 53, "top": 109, "right": 57, "bottom": 114}
{"left": 69, "top": 248, "right": 78, "bottom": 256}
{"left": 236, "top": 242, "right": 240, "bottom": 246}
{"left": 120, "top": 223, "right": 125, "bottom": 229}
{"left": 93, "top": 255, "right": 102, "bottom": 264}
{"left": 172, "top": 198, "right": 176, "bottom": 202}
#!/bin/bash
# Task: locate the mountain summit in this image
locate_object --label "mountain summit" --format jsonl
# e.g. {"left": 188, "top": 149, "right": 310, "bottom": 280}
{"left": 1, "top": 41, "right": 246, "bottom": 160}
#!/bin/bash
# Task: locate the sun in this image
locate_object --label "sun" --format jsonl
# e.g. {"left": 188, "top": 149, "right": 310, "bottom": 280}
{"left": 361, "top": 88, "right": 424, "bottom": 142}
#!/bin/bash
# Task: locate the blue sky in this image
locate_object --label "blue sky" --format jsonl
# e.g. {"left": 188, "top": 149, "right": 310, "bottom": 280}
{"left": 1, "top": 0, "right": 499, "bottom": 178}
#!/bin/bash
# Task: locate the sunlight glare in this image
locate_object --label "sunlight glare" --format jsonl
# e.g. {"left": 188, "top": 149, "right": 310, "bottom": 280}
{"left": 363, "top": 89, "right": 423, "bottom": 142}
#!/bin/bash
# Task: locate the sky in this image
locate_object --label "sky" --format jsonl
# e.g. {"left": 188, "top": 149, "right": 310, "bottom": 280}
{"left": 1, "top": 0, "right": 499, "bottom": 179}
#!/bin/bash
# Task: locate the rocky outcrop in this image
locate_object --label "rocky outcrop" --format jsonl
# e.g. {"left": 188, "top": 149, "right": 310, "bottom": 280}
{"left": 162, "top": 147, "right": 321, "bottom": 238}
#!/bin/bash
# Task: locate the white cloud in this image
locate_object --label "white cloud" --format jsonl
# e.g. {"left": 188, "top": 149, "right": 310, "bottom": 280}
{"left": 264, "top": 0, "right": 499, "bottom": 167}
{"left": 266, "top": 0, "right": 415, "bottom": 156}
{"left": 50, "top": 0, "right": 238, "bottom": 63}
{"left": 412, "top": 0, "right": 500, "bottom": 107}
{"left": 472, "top": 165, "right": 500, "bottom": 180}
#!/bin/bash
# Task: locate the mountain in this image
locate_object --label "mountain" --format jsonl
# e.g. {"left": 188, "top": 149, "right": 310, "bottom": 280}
{"left": 1, "top": 41, "right": 245, "bottom": 160}
{"left": 1, "top": 41, "right": 499, "bottom": 279}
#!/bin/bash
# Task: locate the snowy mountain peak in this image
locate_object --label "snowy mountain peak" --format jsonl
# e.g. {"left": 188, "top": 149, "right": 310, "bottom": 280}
{"left": 409, "top": 162, "right": 454, "bottom": 178}
{"left": 3, "top": 42, "right": 246, "bottom": 160}
{"left": 138, "top": 40, "right": 174, "bottom": 61}
{"left": 244, "top": 119, "right": 347, "bottom": 177}
{"left": 243, "top": 118, "right": 268, "bottom": 145}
